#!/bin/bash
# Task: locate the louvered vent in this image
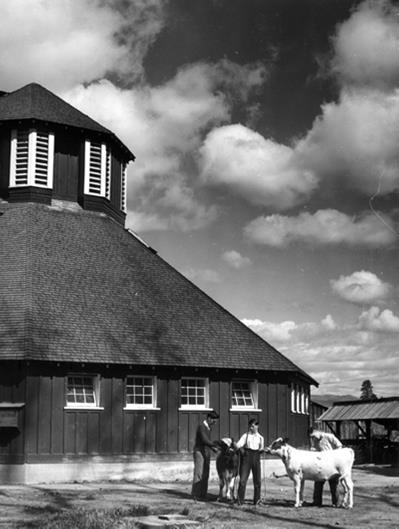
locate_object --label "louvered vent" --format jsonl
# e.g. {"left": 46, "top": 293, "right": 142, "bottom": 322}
{"left": 105, "top": 149, "right": 111, "bottom": 200}
{"left": 121, "top": 163, "right": 127, "bottom": 212}
{"left": 15, "top": 130, "right": 29, "bottom": 186}
{"left": 88, "top": 142, "right": 102, "bottom": 195}
{"left": 34, "top": 131, "right": 49, "bottom": 186}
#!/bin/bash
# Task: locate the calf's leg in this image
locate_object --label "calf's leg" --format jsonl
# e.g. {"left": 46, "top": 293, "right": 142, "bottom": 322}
{"left": 293, "top": 475, "right": 302, "bottom": 508}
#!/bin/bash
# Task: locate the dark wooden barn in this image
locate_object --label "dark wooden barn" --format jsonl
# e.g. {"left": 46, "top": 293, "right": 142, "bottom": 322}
{"left": 0, "top": 83, "right": 317, "bottom": 483}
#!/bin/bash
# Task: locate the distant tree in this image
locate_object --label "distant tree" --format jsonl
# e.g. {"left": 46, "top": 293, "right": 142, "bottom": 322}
{"left": 360, "top": 379, "right": 377, "bottom": 400}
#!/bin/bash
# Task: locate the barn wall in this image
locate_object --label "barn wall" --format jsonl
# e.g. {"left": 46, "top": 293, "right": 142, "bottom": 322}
{"left": 16, "top": 363, "right": 310, "bottom": 461}
{"left": 0, "top": 363, "right": 26, "bottom": 465}
{"left": 0, "top": 130, "right": 10, "bottom": 195}
{"left": 53, "top": 131, "right": 80, "bottom": 202}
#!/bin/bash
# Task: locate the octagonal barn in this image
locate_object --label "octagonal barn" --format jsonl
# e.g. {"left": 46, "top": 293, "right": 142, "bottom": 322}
{"left": 0, "top": 83, "right": 317, "bottom": 483}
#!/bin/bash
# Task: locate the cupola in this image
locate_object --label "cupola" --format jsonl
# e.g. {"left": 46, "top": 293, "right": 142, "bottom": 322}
{"left": 0, "top": 83, "right": 134, "bottom": 225}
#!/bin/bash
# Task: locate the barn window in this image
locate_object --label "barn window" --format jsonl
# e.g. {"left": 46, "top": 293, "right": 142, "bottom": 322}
{"left": 180, "top": 378, "right": 209, "bottom": 409}
{"left": 124, "top": 376, "right": 158, "bottom": 409}
{"left": 291, "top": 383, "right": 309, "bottom": 414}
{"left": 9, "top": 128, "right": 54, "bottom": 188}
{"left": 231, "top": 380, "right": 259, "bottom": 410}
{"left": 84, "top": 140, "right": 111, "bottom": 198}
{"left": 65, "top": 375, "right": 102, "bottom": 409}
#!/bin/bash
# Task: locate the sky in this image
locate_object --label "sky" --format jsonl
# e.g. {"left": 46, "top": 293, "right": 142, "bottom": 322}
{"left": 1, "top": 0, "right": 399, "bottom": 397}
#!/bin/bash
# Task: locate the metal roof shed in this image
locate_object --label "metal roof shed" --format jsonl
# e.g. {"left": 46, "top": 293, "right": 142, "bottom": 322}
{"left": 318, "top": 397, "right": 399, "bottom": 465}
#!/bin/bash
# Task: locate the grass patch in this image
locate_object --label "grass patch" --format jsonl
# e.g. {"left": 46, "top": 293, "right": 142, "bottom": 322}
{"left": 40, "top": 505, "right": 149, "bottom": 529}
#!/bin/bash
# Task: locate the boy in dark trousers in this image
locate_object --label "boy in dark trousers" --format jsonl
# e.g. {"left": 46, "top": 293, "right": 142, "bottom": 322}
{"left": 191, "top": 410, "right": 219, "bottom": 500}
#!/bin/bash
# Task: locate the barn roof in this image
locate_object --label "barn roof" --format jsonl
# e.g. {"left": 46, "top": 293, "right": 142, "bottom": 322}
{"left": 0, "top": 201, "right": 316, "bottom": 384}
{"left": 318, "top": 397, "right": 399, "bottom": 422}
{"left": 0, "top": 83, "right": 134, "bottom": 160}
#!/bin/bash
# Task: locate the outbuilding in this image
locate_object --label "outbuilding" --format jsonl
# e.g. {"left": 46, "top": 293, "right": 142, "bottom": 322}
{"left": 0, "top": 83, "right": 317, "bottom": 483}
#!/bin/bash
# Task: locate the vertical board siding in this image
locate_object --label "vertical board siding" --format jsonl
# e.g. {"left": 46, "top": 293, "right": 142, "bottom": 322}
{"left": 178, "top": 412, "right": 189, "bottom": 452}
{"left": 110, "top": 156, "right": 122, "bottom": 210}
{"left": 88, "top": 413, "right": 100, "bottom": 454}
{"left": 145, "top": 413, "right": 157, "bottom": 453}
{"left": 267, "top": 383, "right": 278, "bottom": 444}
{"left": 133, "top": 414, "right": 146, "bottom": 453}
{"left": 51, "top": 376, "right": 65, "bottom": 454}
{"left": 276, "top": 384, "right": 288, "bottom": 439}
{"left": 167, "top": 378, "right": 179, "bottom": 453}
{"left": 218, "top": 381, "right": 230, "bottom": 439}
{"left": 111, "top": 377, "right": 123, "bottom": 454}
{"left": 38, "top": 376, "right": 52, "bottom": 454}
{"left": 100, "top": 377, "right": 113, "bottom": 454}
{"left": 25, "top": 375, "right": 39, "bottom": 454}
{"left": 0, "top": 134, "right": 11, "bottom": 194}
{"left": 64, "top": 412, "right": 76, "bottom": 454}
{"left": 0, "top": 365, "right": 26, "bottom": 458}
{"left": 3, "top": 365, "right": 312, "bottom": 459}
{"left": 53, "top": 133, "right": 80, "bottom": 201}
{"left": 76, "top": 413, "right": 88, "bottom": 454}
{"left": 156, "top": 378, "right": 168, "bottom": 453}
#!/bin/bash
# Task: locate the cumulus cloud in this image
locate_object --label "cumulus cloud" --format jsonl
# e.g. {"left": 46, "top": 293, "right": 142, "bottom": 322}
{"left": 222, "top": 250, "right": 251, "bottom": 269}
{"left": 244, "top": 209, "right": 396, "bottom": 248}
{"left": 183, "top": 268, "right": 221, "bottom": 284}
{"left": 0, "top": 0, "right": 166, "bottom": 91}
{"left": 242, "top": 315, "right": 339, "bottom": 343}
{"left": 296, "top": 88, "right": 399, "bottom": 196}
{"left": 63, "top": 61, "right": 266, "bottom": 232}
{"left": 358, "top": 306, "right": 399, "bottom": 332}
{"left": 330, "top": 270, "right": 392, "bottom": 305}
{"left": 200, "top": 124, "right": 317, "bottom": 209}
{"left": 243, "top": 311, "right": 399, "bottom": 396}
{"left": 242, "top": 318, "right": 298, "bottom": 342}
{"left": 331, "top": 0, "right": 399, "bottom": 89}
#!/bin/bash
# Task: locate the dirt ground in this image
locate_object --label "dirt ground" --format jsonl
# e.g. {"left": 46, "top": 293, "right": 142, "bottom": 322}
{"left": 0, "top": 465, "right": 397, "bottom": 529}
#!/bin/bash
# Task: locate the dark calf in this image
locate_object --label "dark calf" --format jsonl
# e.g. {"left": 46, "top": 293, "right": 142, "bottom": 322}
{"left": 215, "top": 438, "right": 240, "bottom": 501}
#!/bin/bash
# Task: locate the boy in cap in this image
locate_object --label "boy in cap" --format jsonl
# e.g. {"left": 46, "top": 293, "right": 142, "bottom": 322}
{"left": 191, "top": 410, "right": 219, "bottom": 501}
{"left": 236, "top": 418, "right": 264, "bottom": 505}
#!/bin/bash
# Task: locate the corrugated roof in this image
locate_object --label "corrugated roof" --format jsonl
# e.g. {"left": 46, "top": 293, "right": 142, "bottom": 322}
{"left": 0, "top": 202, "right": 317, "bottom": 383}
{"left": 0, "top": 83, "right": 134, "bottom": 160}
{"left": 318, "top": 398, "right": 399, "bottom": 422}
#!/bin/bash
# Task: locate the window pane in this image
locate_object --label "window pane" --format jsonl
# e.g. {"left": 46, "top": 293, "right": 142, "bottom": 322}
{"left": 67, "top": 376, "right": 96, "bottom": 405}
{"left": 126, "top": 376, "right": 154, "bottom": 406}
{"left": 232, "top": 381, "right": 254, "bottom": 408}
{"left": 181, "top": 379, "right": 206, "bottom": 406}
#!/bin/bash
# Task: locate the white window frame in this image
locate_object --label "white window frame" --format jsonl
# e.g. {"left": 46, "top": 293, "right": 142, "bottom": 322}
{"left": 179, "top": 377, "right": 211, "bottom": 410}
{"left": 230, "top": 379, "right": 261, "bottom": 411}
{"left": 124, "top": 375, "right": 160, "bottom": 410}
{"left": 64, "top": 374, "right": 103, "bottom": 410}
{"left": 84, "top": 140, "right": 110, "bottom": 197}
{"left": 9, "top": 128, "right": 54, "bottom": 188}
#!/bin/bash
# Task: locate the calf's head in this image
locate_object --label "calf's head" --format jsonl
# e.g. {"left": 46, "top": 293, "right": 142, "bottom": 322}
{"left": 265, "top": 437, "right": 290, "bottom": 459}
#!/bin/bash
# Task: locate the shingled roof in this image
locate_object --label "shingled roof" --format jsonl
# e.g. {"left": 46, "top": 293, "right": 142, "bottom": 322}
{"left": 0, "top": 202, "right": 316, "bottom": 384}
{"left": 0, "top": 83, "right": 134, "bottom": 160}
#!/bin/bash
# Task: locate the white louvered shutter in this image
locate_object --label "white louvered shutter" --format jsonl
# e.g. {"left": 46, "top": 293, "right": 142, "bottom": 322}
{"left": 84, "top": 141, "right": 108, "bottom": 196}
{"left": 35, "top": 131, "right": 50, "bottom": 185}
{"left": 105, "top": 148, "right": 111, "bottom": 200}
{"left": 10, "top": 129, "right": 54, "bottom": 188}
{"left": 121, "top": 163, "right": 127, "bottom": 212}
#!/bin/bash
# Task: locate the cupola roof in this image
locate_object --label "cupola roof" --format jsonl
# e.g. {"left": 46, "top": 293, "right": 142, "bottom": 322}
{"left": 0, "top": 83, "right": 134, "bottom": 160}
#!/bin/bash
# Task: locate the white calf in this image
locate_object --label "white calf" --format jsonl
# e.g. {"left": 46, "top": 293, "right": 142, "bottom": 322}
{"left": 266, "top": 437, "right": 354, "bottom": 508}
